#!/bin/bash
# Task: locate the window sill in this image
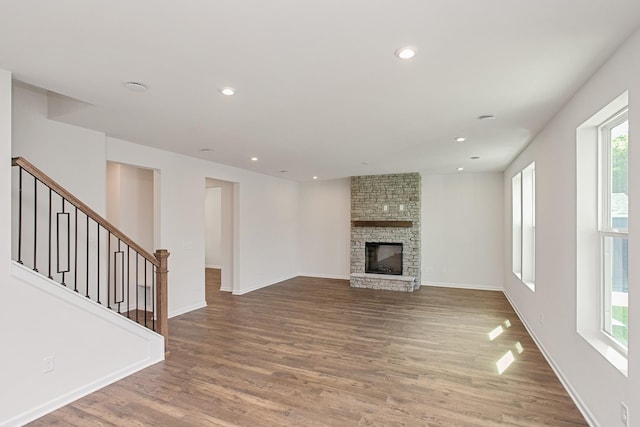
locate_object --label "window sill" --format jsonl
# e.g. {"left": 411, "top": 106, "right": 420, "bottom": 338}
{"left": 578, "top": 330, "right": 628, "bottom": 376}
{"left": 512, "top": 272, "right": 535, "bottom": 292}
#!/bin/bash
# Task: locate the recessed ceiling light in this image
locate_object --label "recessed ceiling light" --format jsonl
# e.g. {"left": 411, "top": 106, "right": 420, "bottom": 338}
{"left": 478, "top": 114, "right": 496, "bottom": 120}
{"left": 455, "top": 137, "right": 466, "bottom": 142}
{"left": 220, "top": 87, "right": 236, "bottom": 96}
{"left": 395, "top": 47, "right": 416, "bottom": 59}
{"left": 199, "top": 148, "right": 213, "bottom": 152}
{"left": 470, "top": 156, "right": 480, "bottom": 160}
{"left": 457, "top": 167, "right": 464, "bottom": 171}
{"left": 313, "top": 176, "right": 318, "bottom": 180}
{"left": 362, "top": 162, "right": 369, "bottom": 166}
{"left": 280, "top": 170, "right": 288, "bottom": 173}
{"left": 123, "top": 82, "right": 148, "bottom": 92}
{"left": 250, "top": 157, "right": 258, "bottom": 161}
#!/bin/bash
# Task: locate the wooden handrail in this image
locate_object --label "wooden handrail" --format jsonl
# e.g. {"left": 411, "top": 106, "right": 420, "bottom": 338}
{"left": 12, "top": 156, "right": 159, "bottom": 267}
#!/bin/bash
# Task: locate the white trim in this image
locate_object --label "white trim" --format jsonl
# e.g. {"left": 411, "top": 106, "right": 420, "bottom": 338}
{"left": 298, "top": 273, "right": 350, "bottom": 280}
{"left": 2, "top": 358, "right": 161, "bottom": 427}
{"left": 219, "top": 285, "right": 233, "bottom": 292}
{"left": 503, "top": 291, "right": 599, "bottom": 427}
{"left": 205, "top": 264, "right": 221, "bottom": 269}
{"left": 168, "top": 300, "right": 207, "bottom": 318}
{"left": 421, "top": 281, "right": 503, "bottom": 292}
{"left": 232, "top": 273, "right": 298, "bottom": 295}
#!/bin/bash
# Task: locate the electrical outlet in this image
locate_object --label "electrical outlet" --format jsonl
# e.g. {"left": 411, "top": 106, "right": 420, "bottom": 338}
{"left": 43, "top": 356, "right": 55, "bottom": 373}
{"left": 621, "top": 401, "right": 629, "bottom": 426}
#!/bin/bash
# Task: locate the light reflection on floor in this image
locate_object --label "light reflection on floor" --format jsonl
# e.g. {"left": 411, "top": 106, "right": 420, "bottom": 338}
{"left": 488, "top": 320, "right": 524, "bottom": 374}
{"left": 496, "top": 350, "right": 515, "bottom": 374}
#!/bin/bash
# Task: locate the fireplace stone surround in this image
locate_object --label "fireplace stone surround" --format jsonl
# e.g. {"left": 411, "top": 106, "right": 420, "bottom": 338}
{"left": 350, "top": 173, "right": 421, "bottom": 292}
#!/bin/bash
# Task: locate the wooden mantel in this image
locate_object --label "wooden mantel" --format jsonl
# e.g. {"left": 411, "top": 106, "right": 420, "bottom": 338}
{"left": 351, "top": 220, "right": 413, "bottom": 228}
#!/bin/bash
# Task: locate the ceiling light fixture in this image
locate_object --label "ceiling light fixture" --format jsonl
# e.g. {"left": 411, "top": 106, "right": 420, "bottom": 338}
{"left": 251, "top": 157, "right": 258, "bottom": 161}
{"left": 199, "top": 148, "right": 213, "bottom": 152}
{"left": 220, "top": 87, "right": 236, "bottom": 96}
{"left": 455, "top": 137, "right": 466, "bottom": 142}
{"left": 123, "top": 82, "right": 148, "bottom": 92}
{"left": 395, "top": 47, "right": 416, "bottom": 59}
{"left": 313, "top": 176, "right": 318, "bottom": 180}
{"left": 470, "top": 156, "right": 480, "bottom": 160}
{"left": 478, "top": 114, "right": 496, "bottom": 121}
{"left": 457, "top": 167, "right": 464, "bottom": 171}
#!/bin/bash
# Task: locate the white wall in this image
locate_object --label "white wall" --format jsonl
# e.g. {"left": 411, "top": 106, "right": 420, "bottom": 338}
{"left": 297, "top": 179, "right": 351, "bottom": 279}
{"left": 107, "top": 162, "right": 155, "bottom": 253}
{"left": 295, "top": 174, "right": 504, "bottom": 289}
{"left": 503, "top": 28, "right": 640, "bottom": 427}
{"left": 0, "top": 70, "right": 10, "bottom": 264}
{"left": 106, "top": 137, "right": 300, "bottom": 301}
{"left": 11, "top": 82, "right": 106, "bottom": 213}
{"left": 1, "top": 72, "right": 163, "bottom": 427}
{"left": 204, "top": 186, "right": 222, "bottom": 268}
{"left": 421, "top": 173, "right": 504, "bottom": 290}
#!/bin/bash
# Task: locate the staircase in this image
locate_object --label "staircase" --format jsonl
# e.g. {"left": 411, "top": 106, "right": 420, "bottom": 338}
{"left": 11, "top": 157, "right": 169, "bottom": 344}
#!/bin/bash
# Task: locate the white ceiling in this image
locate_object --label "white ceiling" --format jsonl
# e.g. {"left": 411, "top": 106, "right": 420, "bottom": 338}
{"left": 2, "top": 1, "right": 640, "bottom": 181}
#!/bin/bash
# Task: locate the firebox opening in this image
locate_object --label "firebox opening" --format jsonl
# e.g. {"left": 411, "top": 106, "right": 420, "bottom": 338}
{"left": 365, "top": 242, "right": 402, "bottom": 275}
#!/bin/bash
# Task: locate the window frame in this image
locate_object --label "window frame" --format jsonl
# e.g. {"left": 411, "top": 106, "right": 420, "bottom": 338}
{"left": 511, "top": 161, "right": 535, "bottom": 291}
{"left": 598, "top": 108, "right": 628, "bottom": 355}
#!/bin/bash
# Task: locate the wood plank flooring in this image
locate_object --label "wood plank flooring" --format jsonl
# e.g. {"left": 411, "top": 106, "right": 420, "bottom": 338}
{"left": 30, "top": 272, "right": 587, "bottom": 426}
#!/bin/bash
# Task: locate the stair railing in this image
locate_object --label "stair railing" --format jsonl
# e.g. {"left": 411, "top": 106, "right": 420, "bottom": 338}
{"left": 11, "top": 157, "right": 169, "bottom": 344}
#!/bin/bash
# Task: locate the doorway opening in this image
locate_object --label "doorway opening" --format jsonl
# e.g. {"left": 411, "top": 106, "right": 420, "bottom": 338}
{"left": 106, "top": 162, "right": 160, "bottom": 315}
{"left": 205, "top": 178, "right": 237, "bottom": 302}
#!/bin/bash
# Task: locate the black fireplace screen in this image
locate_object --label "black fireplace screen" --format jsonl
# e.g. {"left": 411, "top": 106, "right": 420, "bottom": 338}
{"left": 365, "top": 242, "right": 402, "bottom": 275}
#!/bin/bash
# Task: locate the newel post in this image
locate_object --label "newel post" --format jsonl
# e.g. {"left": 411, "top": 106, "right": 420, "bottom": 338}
{"left": 154, "top": 249, "right": 170, "bottom": 348}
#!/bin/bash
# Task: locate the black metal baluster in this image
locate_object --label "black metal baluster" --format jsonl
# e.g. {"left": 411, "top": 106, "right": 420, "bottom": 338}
{"left": 136, "top": 255, "right": 139, "bottom": 324}
{"left": 152, "top": 265, "right": 156, "bottom": 331}
{"left": 117, "top": 240, "right": 123, "bottom": 314}
{"left": 96, "top": 223, "right": 101, "bottom": 304}
{"left": 144, "top": 259, "right": 148, "bottom": 327}
{"left": 85, "top": 216, "right": 90, "bottom": 298}
{"left": 126, "top": 246, "right": 131, "bottom": 319}
{"left": 74, "top": 207, "right": 78, "bottom": 292}
{"left": 48, "top": 188, "right": 52, "bottom": 279}
{"left": 107, "top": 231, "right": 111, "bottom": 309}
{"left": 33, "top": 177, "right": 38, "bottom": 272}
{"left": 17, "top": 167, "right": 23, "bottom": 264}
{"left": 58, "top": 199, "right": 67, "bottom": 286}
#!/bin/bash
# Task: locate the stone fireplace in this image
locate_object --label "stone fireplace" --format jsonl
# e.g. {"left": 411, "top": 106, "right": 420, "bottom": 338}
{"left": 350, "top": 173, "right": 421, "bottom": 292}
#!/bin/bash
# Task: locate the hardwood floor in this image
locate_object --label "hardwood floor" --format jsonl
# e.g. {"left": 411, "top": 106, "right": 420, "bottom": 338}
{"left": 205, "top": 268, "right": 221, "bottom": 304}
{"left": 30, "top": 274, "right": 586, "bottom": 426}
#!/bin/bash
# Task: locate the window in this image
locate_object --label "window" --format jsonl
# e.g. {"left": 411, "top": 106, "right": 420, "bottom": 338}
{"left": 599, "top": 110, "right": 628, "bottom": 351}
{"left": 512, "top": 161, "right": 535, "bottom": 290}
{"left": 576, "top": 91, "right": 628, "bottom": 374}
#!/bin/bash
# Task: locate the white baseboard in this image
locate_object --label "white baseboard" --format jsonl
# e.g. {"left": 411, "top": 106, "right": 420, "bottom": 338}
{"left": 3, "top": 357, "right": 162, "bottom": 427}
{"left": 502, "top": 291, "right": 599, "bottom": 427}
{"left": 205, "top": 264, "right": 221, "bottom": 269}
{"left": 421, "top": 281, "right": 503, "bottom": 291}
{"left": 232, "top": 273, "right": 298, "bottom": 295}
{"left": 168, "top": 300, "right": 207, "bottom": 318}
{"left": 219, "top": 286, "right": 233, "bottom": 292}
{"left": 297, "top": 273, "right": 350, "bottom": 280}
